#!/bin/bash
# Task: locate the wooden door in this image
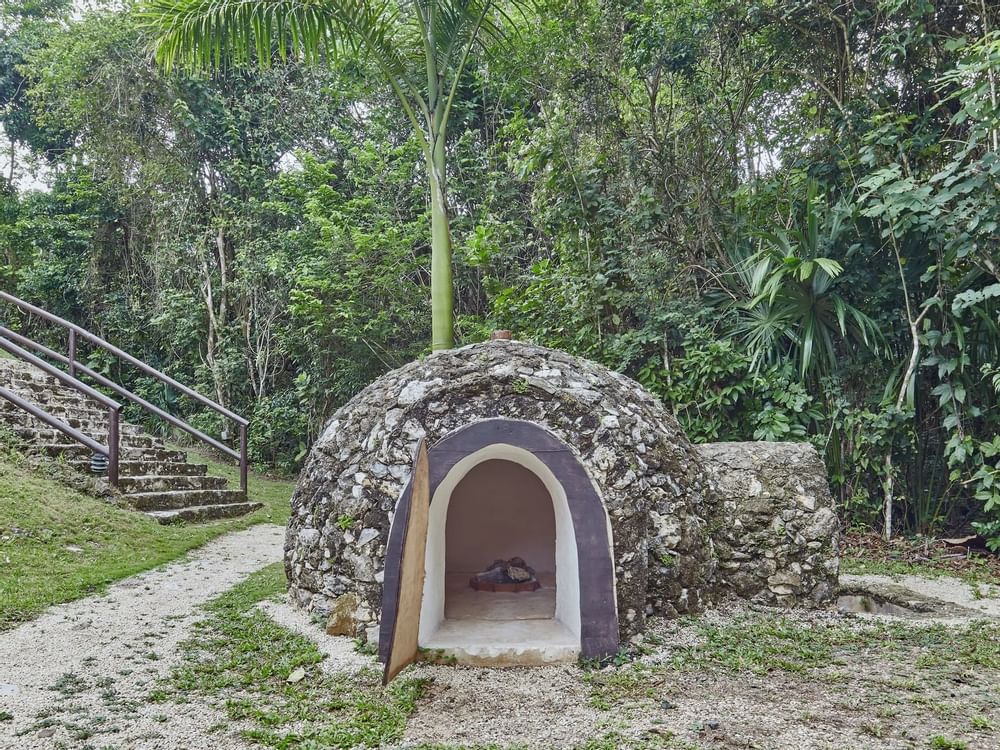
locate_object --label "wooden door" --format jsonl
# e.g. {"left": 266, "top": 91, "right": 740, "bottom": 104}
{"left": 382, "top": 438, "right": 431, "bottom": 685}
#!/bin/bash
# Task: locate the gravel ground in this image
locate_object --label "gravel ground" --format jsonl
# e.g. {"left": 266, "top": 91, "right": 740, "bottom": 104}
{"left": 3, "top": 539, "right": 999, "bottom": 750}
{"left": 0, "top": 523, "right": 284, "bottom": 750}
{"left": 257, "top": 600, "right": 606, "bottom": 748}
{"left": 257, "top": 599, "right": 373, "bottom": 675}
{"left": 841, "top": 571, "right": 1000, "bottom": 619}
{"left": 384, "top": 573, "right": 1000, "bottom": 749}
{"left": 396, "top": 662, "right": 605, "bottom": 748}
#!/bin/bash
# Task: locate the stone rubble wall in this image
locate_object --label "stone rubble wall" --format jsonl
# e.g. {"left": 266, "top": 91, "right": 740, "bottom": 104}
{"left": 697, "top": 441, "right": 839, "bottom": 605}
{"left": 285, "top": 340, "right": 717, "bottom": 642}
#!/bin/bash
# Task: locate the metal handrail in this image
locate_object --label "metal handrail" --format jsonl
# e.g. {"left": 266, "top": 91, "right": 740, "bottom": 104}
{"left": 0, "top": 326, "right": 239, "bottom": 460}
{"left": 0, "top": 337, "right": 120, "bottom": 485}
{"left": 0, "top": 292, "right": 247, "bottom": 425}
{"left": 0, "top": 387, "right": 108, "bottom": 456}
{"left": 0, "top": 291, "right": 248, "bottom": 491}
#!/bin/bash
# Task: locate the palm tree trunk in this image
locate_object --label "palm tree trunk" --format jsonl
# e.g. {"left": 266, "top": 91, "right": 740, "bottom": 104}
{"left": 428, "top": 124, "right": 453, "bottom": 350}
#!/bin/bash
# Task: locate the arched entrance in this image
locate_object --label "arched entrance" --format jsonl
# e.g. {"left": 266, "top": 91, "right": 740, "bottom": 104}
{"left": 380, "top": 419, "right": 618, "bottom": 666}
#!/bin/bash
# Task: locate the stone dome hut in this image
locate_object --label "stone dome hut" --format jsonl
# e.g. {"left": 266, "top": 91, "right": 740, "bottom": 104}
{"left": 285, "top": 340, "right": 839, "bottom": 666}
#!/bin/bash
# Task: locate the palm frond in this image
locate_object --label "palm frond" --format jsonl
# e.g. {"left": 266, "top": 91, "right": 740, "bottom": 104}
{"left": 141, "top": 0, "right": 414, "bottom": 93}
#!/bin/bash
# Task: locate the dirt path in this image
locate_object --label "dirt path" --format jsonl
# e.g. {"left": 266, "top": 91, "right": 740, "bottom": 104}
{"left": 0, "top": 523, "right": 284, "bottom": 750}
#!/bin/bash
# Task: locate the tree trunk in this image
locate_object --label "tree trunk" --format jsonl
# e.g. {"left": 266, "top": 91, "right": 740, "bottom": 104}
{"left": 428, "top": 124, "right": 453, "bottom": 351}
{"left": 883, "top": 232, "right": 930, "bottom": 541}
{"left": 882, "top": 454, "right": 895, "bottom": 542}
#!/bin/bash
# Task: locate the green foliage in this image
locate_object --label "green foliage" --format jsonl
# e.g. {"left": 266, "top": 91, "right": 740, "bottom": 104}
{"left": 142, "top": 0, "right": 534, "bottom": 352}
{"left": 929, "top": 737, "right": 968, "bottom": 750}
{"left": 727, "top": 185, "right": 883, "bottom": 379}
{"left": 2, "top": 0, "right": 999, "bottom": 543}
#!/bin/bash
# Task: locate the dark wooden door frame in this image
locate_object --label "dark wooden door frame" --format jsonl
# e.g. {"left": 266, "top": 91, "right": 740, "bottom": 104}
{"left": 378, "top": 418, "right": 619, "bottom": 662}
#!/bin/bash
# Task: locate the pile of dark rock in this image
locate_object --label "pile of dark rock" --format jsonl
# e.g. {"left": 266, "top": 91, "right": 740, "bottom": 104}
{"left": 469, "top": 557, "right": 540, "bottom": 592}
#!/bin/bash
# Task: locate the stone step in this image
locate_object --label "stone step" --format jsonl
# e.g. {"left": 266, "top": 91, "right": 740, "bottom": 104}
{"left": 118, "top": 474, "right": 228, "bottom": 493}
{"left": 0, "top": 375, "right": 65, "bottom": 391}
{"left": 44, "top": 444, "right": 188, "bottom": 463}
{"left": 125, "top": 488, "right": 247, "bottom": 512}
{"left": 3, "top": 359, "right": 254, "bottom": 526}
{"left": 145, "top": 501, "right": 263, "bottom": 524}
{"left": 0, "top": 386, "right": 108, "bottom": 410}
{"left": 5, "top": 416, "right": 145, "bottom": 437}
{"left": 0, "top": 404, "right": 126, "bottom": 426}
{"left": 4, "top": 405, "right": 160, "bottom": 434}
{"left": 69, "top": 458, "right": 208, "bottom": 477}
{"left": 14, "top": 426, "right": 163, "bottom": 448}
{"left": 12, "top": 427, "right": 160, "bottom": 448}
{"left": 0, "top": 394, "right": 110, "bottom": 414}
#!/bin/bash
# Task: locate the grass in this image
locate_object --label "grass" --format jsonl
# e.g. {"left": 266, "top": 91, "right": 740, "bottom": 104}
{"left": 929, "top": 737, "right": 968, "bottom": 750}
{"left": 164, "top": 562, "right": 428, "bottom": 748}
{"left": 402, "top": 737, "right": 687, "bottom": 750}
{"left": 578, "top": 615, "right": 1000, "bottom": 749}
{"left": 656, "top": 615, "right": 1000, "bottom": 676}
{"left": 0, "top": 443, "right": 296, "bottom": 631}
{"left": 171, "top": 442, "right": 297, "bottom": 524}
{"left": 582, "top": 613, "right": 1000, "bottom": 718}
{"left": 162, "top": 567, "right": 681, "bottom": 750}
{"left": 840, "top": 533, "right": 1000, "bottom": 587}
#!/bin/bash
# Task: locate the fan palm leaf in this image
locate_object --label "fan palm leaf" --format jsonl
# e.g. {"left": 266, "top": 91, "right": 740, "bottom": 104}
{"left": 722, "top": 186, "right": 885, "bottom": 379}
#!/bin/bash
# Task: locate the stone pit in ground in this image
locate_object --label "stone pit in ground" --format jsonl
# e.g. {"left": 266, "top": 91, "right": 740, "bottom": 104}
{"left": 284, "top": 340, "right": 840, "bottom": 665}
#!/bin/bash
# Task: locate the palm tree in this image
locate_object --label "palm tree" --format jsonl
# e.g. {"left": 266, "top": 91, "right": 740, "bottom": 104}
{"left": 141, "top": 0, "right": 528, "bottom": 350}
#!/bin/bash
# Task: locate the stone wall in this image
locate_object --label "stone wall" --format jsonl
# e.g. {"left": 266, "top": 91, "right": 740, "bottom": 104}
{"left": 285, "top": 340, "right": 718, "bottom": 642}
{"left": 697, "top": 441, "right": 839, "bottom": 605}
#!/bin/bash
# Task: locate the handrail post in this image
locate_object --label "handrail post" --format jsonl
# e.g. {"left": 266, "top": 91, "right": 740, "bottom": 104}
{"left": 108, "top": 407, "right": 120, "bottom": 488}
{"left": 239, "top": 423, "right": 248, "bottom": 494}
{"left": 68, "top": 329, "right": 76, "bottom": 378}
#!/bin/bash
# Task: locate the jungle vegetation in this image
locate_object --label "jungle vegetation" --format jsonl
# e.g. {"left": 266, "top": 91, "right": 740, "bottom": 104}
{"left": 1, "top": 0, "right": 998, "bottom": 544}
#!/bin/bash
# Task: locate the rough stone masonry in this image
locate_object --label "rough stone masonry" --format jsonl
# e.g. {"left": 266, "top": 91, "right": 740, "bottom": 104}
{"left": 284, "top": 340, "right": 839, "bottom": 644}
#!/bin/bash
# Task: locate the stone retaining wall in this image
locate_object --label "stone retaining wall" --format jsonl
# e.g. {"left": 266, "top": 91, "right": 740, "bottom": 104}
{"left": 698, "top": 441, "right": 839, "bottom": 605}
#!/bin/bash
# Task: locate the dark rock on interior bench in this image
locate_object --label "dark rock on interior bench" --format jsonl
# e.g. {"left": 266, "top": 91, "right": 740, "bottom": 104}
{"left": 472, "top": 557, "right": 537, "bottom": 586}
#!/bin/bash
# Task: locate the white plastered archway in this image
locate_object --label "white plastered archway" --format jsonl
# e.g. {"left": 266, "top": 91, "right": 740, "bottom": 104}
{"left": 417, "top": 443, "right": 582, "bottom": 653}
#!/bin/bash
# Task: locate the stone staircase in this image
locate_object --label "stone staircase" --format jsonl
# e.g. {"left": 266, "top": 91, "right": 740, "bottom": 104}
{"left": 0, "top": 358, "right": 262, "bottom": 523}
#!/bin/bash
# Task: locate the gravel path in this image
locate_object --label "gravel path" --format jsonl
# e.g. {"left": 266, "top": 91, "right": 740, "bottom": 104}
{"left": 257, "top": 600, "right": 373, "bottom": 675}
{"left": 0, "top": 524, "right": 285, "bottom": 750}
{"left": 251, "top": 602, "right": 606, "bottom": 749}
{"left": 396, "top": 662, "right": 604, "bottom": 748}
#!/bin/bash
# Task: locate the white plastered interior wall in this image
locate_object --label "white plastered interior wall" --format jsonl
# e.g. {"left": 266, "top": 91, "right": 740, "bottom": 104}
{"left": 445, "top": 458, "right": 556, "bottom": 576}
{"left": 418, "top": 443, "right": 582, "bottom": 646}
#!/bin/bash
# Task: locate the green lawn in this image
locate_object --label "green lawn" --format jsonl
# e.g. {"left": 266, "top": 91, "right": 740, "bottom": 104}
{"left": 163, "top": 563, "right": 427, "bottom": 748}
{"left": 0, "top": 449, "right": 297, "bottom": 631}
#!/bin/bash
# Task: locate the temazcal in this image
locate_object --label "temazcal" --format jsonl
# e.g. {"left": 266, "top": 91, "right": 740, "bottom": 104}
{"left": 284, "top": 339, "right": 839, "bottom": 674}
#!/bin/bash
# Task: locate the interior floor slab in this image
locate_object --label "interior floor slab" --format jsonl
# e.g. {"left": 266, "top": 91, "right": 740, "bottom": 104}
{"left": 444, "top": 572, "right": 556, "bottom": 621}
{"left": 421, "top": 617, "right": 579, "bottom": 666}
